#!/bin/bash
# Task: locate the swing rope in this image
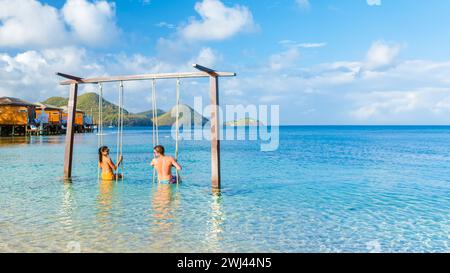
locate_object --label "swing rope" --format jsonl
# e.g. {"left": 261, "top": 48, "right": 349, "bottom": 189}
{"left": 97, "top": 83, "right": 104, "bottom": 181}
{"left": 116, "top": 81, "right": 124, "bottom": 182}
{"left": 152, "top": 79, "right": 159, "bottom": 145}
{"left": 152, "top": 79, "right": 159, "bottom": 184}
{"left": 97, "top": 79, "right": 180, "bottom": 184}
{"left": 120, "top": 81, "right": 124, "bottom": 178}
{"left": 175, "top": 79, "right": 180, "bottom": 184}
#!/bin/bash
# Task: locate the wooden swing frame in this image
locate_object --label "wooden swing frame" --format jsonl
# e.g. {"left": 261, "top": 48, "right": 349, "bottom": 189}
{"left": 57, "top": 64, "right": 236, "bottom": 190}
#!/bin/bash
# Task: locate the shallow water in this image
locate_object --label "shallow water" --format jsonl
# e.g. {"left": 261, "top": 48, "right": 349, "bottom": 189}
{"left": 0, "top": 126, "right": 449, "bottom": 252}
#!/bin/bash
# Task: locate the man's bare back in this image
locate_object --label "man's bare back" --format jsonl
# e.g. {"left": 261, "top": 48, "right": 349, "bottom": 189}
{"left": 151, "top": 145, "right": 181, "bottom": 181}
{"left": 151, "top": 155, "right": 181, "bottom": 181}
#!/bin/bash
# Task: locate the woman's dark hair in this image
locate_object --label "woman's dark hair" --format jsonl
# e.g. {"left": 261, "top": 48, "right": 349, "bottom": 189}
{"left": 99, "top": 146, "right": 109, "bottom": 163}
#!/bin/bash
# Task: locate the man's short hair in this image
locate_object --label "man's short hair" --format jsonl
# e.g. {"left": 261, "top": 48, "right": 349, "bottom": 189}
{"left": 154, "top": 145, "right": 165, "bottom": 155}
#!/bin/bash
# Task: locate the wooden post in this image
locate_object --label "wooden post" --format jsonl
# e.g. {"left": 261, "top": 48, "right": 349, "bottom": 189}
{"left": 64, "top": 83, "right": 78, "bottom": 180}
{"left": 210, "top": 75, "right": 221, "bottom": 190}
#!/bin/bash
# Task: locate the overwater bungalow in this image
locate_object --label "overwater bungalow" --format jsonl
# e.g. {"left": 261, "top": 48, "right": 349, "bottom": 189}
{"left": 35, "top": 103, "right": 64, "bottom": 135}
{"left": 83, "top": 114, "right": 95, "bottom": 133}
{"left": 61, "top": 106, "right": 85, "bottom": 133}
{"left": 0, "top": 97, "right": 37, "bottom": 137}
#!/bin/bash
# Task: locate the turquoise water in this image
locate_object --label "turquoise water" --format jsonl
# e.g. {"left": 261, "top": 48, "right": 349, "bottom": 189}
{"left": 0, "top": 126, "right": 449, "bottom": 253}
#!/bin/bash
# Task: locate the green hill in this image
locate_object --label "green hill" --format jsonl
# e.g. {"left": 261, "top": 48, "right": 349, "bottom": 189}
{"left": 43, "top": 96, "right": 68, "bottom": 106}
{"left": 152, "top": 104, "right": 209, "bottom": 126}
{"left": 137, "top": 109, "right": 166, "bottom": 118}
{"left": 108, "top": 114, "right": 154, "bottom": 127}
{"left": 224, "top": 118, "right": 263, "bottom": 127}
{"left": 43, "top": 93, "right": 148, "bottom": 126}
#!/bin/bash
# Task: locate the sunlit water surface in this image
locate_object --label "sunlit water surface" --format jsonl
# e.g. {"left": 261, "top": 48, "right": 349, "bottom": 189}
{"left": 0, "top": 126, "right": 449, "bottom": 252}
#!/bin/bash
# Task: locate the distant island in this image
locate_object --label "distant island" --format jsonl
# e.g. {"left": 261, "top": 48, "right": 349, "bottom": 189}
{"left": 43, "top": 92, "right": 208, "bottom": 127}
{"left": 224, "top": 118, "right": 263, "bottom": 127}
{"left": 152, "top": 104, "right": 209, "bottom": 127}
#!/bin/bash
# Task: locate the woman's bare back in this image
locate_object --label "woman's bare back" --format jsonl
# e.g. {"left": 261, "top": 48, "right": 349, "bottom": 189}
{"left": 100, "top": 156, "right": 115, "bottom": 174}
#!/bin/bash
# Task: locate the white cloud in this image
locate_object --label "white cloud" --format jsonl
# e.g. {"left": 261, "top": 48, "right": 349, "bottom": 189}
{"left": 0, "top": 0, "right": 119, "bottom": 49}
{"left": 0, "top": 44, "right": 222, "bottom": 113}
{"left": 0, "top": 47, "right": 95, "bottom": 100}
{"left": 62, "top": 0, "right": 119, "bottom": 46}
{"left": 259, "top": 95, "right": 283, "bottom": 103}
{"left": 298, "top": 43, "right": 327, "bottom": 48}
{"left": 153, "top": 0, "right": 256, "bottom": 66}
{"left": 155, "top": 38, "right": 193, "bottom": 65}
{"left": 299, "top": 0, "right": 382, "bottom": 9}
{"left": 220, "top": 40, "right": 450, "bottom": 124}
{"left": 350, "top": 88, "right": 450, "bottom": 123}
{"left": 269, "top": 48, "right": 300, "bottom": 71}
{"left": 156, "top": 22, "right": 176, "bottom": 29}
{"left": 296, "top": 0, "right": 310, "bottom": 9}
{"left": 367, "top": 0, "right": 382, "bottom": 6}
{"left": 0, "top": 0, "right": 447, "bottom": 125}
{"left": 365, "top": 41, "right": 401, "bottom": 69}
{"left": 3, "top": 38, "right": 450, "bottom": 125}
{"left": 0, "top": 0, "right": 68, "bottom": 48}
{"left": 268, "top": 40, "right": 326, "bottom": 71}
{"left": 351, "top": 91, "right": 419, "bottom": 119}
{"left": 153, "top": 0, "right": 257, "bottom": 68}
{"left": 180, "top": 0, "right": 255, "bottom": 41}
{"left": 279, "top": 40, "right": 327, "bottom": 49}
{"left": 190, "top": 47, "right": 221, "bottom": 68}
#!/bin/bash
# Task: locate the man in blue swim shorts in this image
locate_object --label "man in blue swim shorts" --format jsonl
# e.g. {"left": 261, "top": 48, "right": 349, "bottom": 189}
{"left": 151, "top": 145, "right": 182, "bottom": 184}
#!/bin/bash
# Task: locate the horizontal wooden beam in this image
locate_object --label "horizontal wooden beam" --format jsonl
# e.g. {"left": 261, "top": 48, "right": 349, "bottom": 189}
{"left": 57, "top": 66, "right": 236, "bottom": 85}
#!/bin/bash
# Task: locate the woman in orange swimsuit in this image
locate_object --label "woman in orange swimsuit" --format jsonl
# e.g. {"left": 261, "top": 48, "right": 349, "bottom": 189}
{"left": 98, "top": 146, "right": 123, "bottom": 180}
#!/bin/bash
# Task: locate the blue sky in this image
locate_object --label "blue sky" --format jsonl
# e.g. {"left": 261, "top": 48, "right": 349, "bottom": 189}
{"left": 1, "top": 0, "right": 450, "bottom": 124}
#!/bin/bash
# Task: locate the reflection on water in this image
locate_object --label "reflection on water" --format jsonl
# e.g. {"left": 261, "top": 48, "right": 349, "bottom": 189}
{"left": 60, "top": 182, "right": 75, "bottom": 232}
{"left": 97, "top": 180, "right": 116, "bottom": 222}
{"left": 0, "top": 135, "right": 65, "bottom": 147}
{"left": 44, "top": 136, "right": 65, "bottom": 145}
{"left": 206, "top": 194, "right": 225, "bottom": 251}
{"left": 1, "top": 127, "right": 450, "bottom": 252}
{"left": 94, "top": 180, "right": 121, "bottom": 252}
{"left": 151, "top": 183, "right": 180, "bottom": 231}
{"left": 148, "top": 183, "right": 181, "bottom": 249}
{"left": 0, "top": 136, "right": 31, "bottom": 147}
